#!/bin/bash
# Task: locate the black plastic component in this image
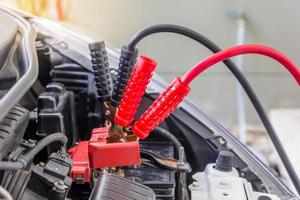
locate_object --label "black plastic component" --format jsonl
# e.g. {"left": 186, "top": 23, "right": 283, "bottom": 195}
{"left": 89, "top": 41, "right": 112, "bottom": 101}
{"left": 37, "top": 83, "right": 78, "bottom": 147}
{"left": 44, "top": 37, "right": 92, "bottom": 72}
{"left": 42, "top": 152, "right": 72, "bottom": 179}
{"left": 111, "top": 46, "right": 138, "bottom": 106}
{"left": 51, "top": 63, "right": 95, "bottom": 95}
{"left": 2, "top": 152, "right": 72, "bottom": 200}
{"left": 23, "top": 152, "right": 72, "bottom": 200}
{"left": 215, "top": 150, "right": 234, "bottom": 172}
{"left": 90, "top": 173, "right": 155, "bottom": 200}
{"left": 0, "top": 104, "right": 29, "bottom": 160}
{"left": 125, "top": 142, "right": 176, "bottom": 200}
{"left": 35, "top": 41, "right": 52, "bottom": 86}
{"left": 51, "top": 63, "right": 101, "bottom": 139}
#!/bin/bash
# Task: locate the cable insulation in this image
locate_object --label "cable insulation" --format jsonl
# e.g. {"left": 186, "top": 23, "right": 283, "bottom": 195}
{"left": 182, "top": 44, "right": 300, "bottom": 85}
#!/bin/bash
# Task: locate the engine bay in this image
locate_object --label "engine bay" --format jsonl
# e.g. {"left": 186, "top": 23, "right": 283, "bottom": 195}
{"left": 0, "top": 5, "right": 299, "bottom": 200}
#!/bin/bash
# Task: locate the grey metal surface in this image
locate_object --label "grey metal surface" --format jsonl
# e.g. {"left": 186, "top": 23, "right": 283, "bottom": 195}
{"left": 0, "top": 11, "right": 17, "bottom": 69}
{"left": 0, "top": 5, "right": 38, "bottom": 122}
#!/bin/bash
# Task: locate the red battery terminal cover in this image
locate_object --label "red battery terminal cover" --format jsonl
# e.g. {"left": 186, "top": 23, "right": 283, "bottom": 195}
{"left": 69, "top": 141, "right": 90, "bottom": 183}
{"left": 88, "top": 127, "right": 141, "bottom": 168}
{"left": 69, "top": 127, "right": 141, "bottom": 183}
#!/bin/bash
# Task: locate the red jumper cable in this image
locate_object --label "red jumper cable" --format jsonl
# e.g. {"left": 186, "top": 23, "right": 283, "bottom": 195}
{"left": 131, "top": 44, "right": 300, "bottom": 139}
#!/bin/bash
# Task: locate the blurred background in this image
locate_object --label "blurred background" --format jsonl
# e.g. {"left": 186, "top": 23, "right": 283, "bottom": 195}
{"left": 1, "top": 0, "right": 300, "bottom": 183}
{"left": 2, "top": 0, "right": 299, "bottom": 125}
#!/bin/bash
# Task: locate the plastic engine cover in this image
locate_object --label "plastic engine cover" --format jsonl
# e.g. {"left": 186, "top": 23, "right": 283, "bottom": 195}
{"left": 89, "top": 173, "right": 156, "bottom": 200}
{"left": 189, "top": 163, "right": 280, "bottom": 200}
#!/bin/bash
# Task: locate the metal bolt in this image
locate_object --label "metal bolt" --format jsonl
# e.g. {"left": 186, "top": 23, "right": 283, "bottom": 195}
{"left": 59, "top": 42, "right": 68, "bottom": 49}
{"left": 23, "top": 139, "right": 36, "bottom": 147}
{"left": 28, "top": 139, "right": 36, "bottom": 145}
{"left": 105, "top": 110, "right": 111, "bottom": 116}
{"left": 124, "top": 126, "right": 132, "bottom": 133}
{"left": 54, "top": 180, "right": 67, "bottom": 191}
{"left": 218, "top": 137, "right": 226, "bottom": 145}
{"left": 190, "top": 181, "right": 201, "bottom": 190}
{"left": 178, "top": 147, "right": 185, "bottom": 165}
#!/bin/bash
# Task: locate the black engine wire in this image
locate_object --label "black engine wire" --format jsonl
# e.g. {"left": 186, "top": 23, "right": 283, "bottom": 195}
{"left": 0, "top": 133, "right": 67, "bottom": 170}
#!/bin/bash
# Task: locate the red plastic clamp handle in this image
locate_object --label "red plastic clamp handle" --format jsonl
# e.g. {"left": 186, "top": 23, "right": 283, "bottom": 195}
{"left": 114, "top": 56, "right": 157, "bottom": 127}
{"left": 132, "top": 77, "right": 190, "bottom": 139}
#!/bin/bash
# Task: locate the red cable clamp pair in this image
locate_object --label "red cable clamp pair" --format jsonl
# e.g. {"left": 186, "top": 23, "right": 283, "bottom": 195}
{"left": 116, "top": 45, "right": 300, "bottom": 140}
{"left": 114, "top": 55, "right": 190, "bottom": 139}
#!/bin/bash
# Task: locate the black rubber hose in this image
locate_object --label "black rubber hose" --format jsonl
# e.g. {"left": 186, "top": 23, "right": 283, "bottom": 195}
{"left": 127, "top": 24, "right": 300, "bottom": 194}
{"left": 0, "top": 162, "right": 23, "bottom": 171}
{"left": 152, "top": 127, "right": 189, "bottom": 200}
{"left": 0, "top": 133, "right": 67, "bottom": 170}
{"left": 152, "top": 127, "right": 185, "bottom": 159}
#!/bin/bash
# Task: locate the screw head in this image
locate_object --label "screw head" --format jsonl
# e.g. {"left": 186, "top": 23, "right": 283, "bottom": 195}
{"left": 54, "top": 180, "right": 67, "bottom": 191}
{"left": 105, "top": 110, "right": 110, "bottom": 116}
{"left": 190, "top": 181, "right": 201, "bottom": 190}
{"left": 218, "top": 137, "right": 226, "bottom": 144}
{"left": 23, "top": 139, "right": 37, "bottom": 147}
